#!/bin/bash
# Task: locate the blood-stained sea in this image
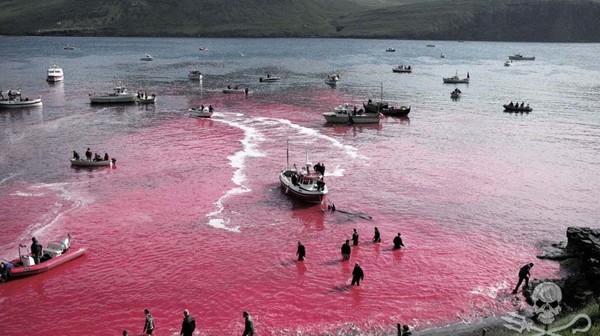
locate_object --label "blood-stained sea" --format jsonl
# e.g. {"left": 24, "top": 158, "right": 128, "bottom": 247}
{"left": 0, "top": 37, "right": 599, "bottom": 335}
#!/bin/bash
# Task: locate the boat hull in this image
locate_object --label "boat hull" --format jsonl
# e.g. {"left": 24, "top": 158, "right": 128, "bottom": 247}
{"left": 70, "top": 159, "right": 114, "bottom": 167}
{"left": 189, "top": 110, "right": 213, "bottom": 118}
{"left": 222, "top": 89, "right": 246, "bottom": 94}
{"left": 259, "top": 77, "right": 281, "bottom": 82}
{"left": 503, "top": 104, "right": 532, "bottom": 112}
{"left": 0, "top": 98, "right": 42, "bottom": 108}
{"left": 509, "top": 56, "right": 535, "bottom": 61}
{"left": 8, "top": 248, "right": 86, "bottom": 278}
{"left": 322, "top": 113, "right": 379, "bottom": 124}
{"left": 136, "top": 97, "right": 157, "bottom": 104}
{"left": 443, "top": 79, "right": 469, "bottom": 84}
{"left": 90, "top": 95, "right": 136, "bottom": 104}
{"left": 392, "top": 68, "right": 412, "bottom": 73}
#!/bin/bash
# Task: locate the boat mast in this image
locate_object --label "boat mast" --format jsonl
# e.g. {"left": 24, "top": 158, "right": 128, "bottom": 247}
{"left": 286, "top": 140, "right": 290, "bottom": 169}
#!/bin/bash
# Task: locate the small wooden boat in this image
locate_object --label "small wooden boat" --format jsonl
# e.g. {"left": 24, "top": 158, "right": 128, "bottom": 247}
{"left": 259, "top": 75, "right": 281, "bottom": 82}
{"left": 0, "top": 91, "right": 42, "bottom": 108}
{"left": 503, "top": 104, "right": 532, "bottom": 112}
{"left": 189, "top": 106, "right": 213, "bottom": 118}
{"left": 70, "top": 158, "right": 116, "bottom": 167}
{"left": 3, "top": 234, "right": 85, "bottom": 281}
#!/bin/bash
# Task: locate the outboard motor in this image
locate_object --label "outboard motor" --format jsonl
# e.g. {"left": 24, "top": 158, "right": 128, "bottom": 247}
{"left": 18, "top": 244, "right": 35, "bottom": 266}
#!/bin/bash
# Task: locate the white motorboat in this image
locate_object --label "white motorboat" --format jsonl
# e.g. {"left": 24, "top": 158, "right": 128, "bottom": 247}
{"left": 509, "top": 54, "right": 535, "bottom": 61}
{"left": 386, "top": 48, "right": 396, "bottom": 52}
{"left": 0, "top": 90, "right": 42, "bottom": 108}
{"left": 279, "top": 144, "right": 327, "bottom": 204}
{"left": 140, "top": 54, "right": 154, "bottom": 61}
{"left": 392, "top": 65, "right": 412, "bottom": 73}
{"left": 443, "top": 72, "right": 470, "bottom": 84}
{"left": 504, "top": 60, "right": 512, "bottom": 66}
{"left": 89, "top": 85, "right": 137, "bottom": 104}
{"left": 322, "top": 103, "right": 380, "bottom": 124}
{"left": 440, "top": 53, "right": 446, "bottom": 58}
{"left": 63, "top": 45, "right": 75, "bottom": 50}
{"left": 259, "top": 75, "right": 281, "bottom": 82}
{"left": 189, "top": 106, "right": 213, "bottom": 118}
{"left": 324, "top": 73, "right": 340, "bottom": 85}
{"left": 188, "top": 70, "right": 202, "bottom": 80}
{"left": 46, "top": 65, "right": 64, "bottom": 82}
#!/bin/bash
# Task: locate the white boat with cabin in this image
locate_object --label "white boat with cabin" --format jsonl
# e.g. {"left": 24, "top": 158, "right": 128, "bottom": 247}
{"left": 0, "top": 90, "right": 42, "bottom": 108}
{"left": 89, "top": 85, "right": 137, "bottom": 104}
{"left": 46, "top": 65, "right": 64, "bottom": 82}
{"left": 279, "top": 145, "right": 327, "bottom": 204}
{"left": 322, "top": 103, "right": 380, "bottom": 124}
{"left": 443, "top": 72, "right": 470, "bottom": 84}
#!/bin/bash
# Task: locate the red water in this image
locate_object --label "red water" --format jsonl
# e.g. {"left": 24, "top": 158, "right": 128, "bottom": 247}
{"left": 0, "top": 87, "right": 570, "bottom": 336}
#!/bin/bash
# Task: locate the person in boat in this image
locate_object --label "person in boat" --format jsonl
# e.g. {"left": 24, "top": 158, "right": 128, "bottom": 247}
{"left": 393, "top": 233, "right": 405, "bottom": 249}
{"left": 31, "top": 237, "right": 43, "bottom": 265}
{"left": 401, "top": 325, "right": 412, "bottom": 335}
{"left": 245, "top": 88, "right": 249, "bottom": 95}
{"left": 352, "top": 229, "right": 359, "bottom": 246}
{"left": 73, "top": 150, "right": 80, "bottom": 160}
{"left": 520, "top": 102, "right": 525, "bottom": 108}
{"left": 209, "top": 105, "right": 214, "bottom": 112}
{"left": 353, "top": 105, "right": 357, "bottom": 116}
{"left": 526, "top": 104, "right": 530, "bottom": 108}
{"left": 351, "top": 262, "right": 364, "bottom": 286}
{"left": 0, "top": 91, "right": 4, "bottom": 100}
{"left": 93, "top": 153, "right": 102, "bottom": 161}
{"left": 509, "top": 101, "right": 513, "bottom": 107}
{"left": 267, "top": 74, "right": 271, "bottom": 78}
{"left": 234, "top": 85, "right": 239, "bottom": 90}
{"left": 143, "top": 308, "right": 156, "bottom": 335}
{"left": 408, "top": 66, "right": 411, "bottom": 70}
{"left": 200, "top": 105, "right": 204, "bottom": 111}
{"left": 316, "top": 177, "right": 325, "bottom": 191}
{"left": 0, "top": 261, "right": 14, "bottom": 281}
{"left": 372, "top": 227, "right": 381, "bottom": 243}
{"left": 368, "top": 99, "right": 372, "bottom": 104}
{"left": 296, "top": 241, "right": 306, "bottom": 261}
{"left": 180, "top": 309, "right": 196, "bottom": 336}
{"left": 290, "top": 173, "right": 299, "bottom": 186}
{"left": 341, "top": 239, "right": 351, "bottom": 260}
{"left": 227, "top": 85, "right": 231, "bottom": 89}
{"left": 85, "top": 148, "right": 92, "bottom": 161}
{"left": 242, "top": 311, "right": 254, "bottom": 336}
{"left": 104, "top": 153, "right": 109, "bottom": 161}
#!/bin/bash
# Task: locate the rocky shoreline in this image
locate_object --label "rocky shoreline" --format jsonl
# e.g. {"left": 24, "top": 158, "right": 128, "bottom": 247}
{"left": 413, "top": 227, "right": 600, "bottom": 336}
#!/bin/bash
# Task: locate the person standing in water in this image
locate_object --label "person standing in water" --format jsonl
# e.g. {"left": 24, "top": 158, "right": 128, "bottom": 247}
{"left": 296, "top": 241, "right": 306, "bottom": 261}
{"left": 143, "top": 308, "right": 155, "bottom": 335}
{"left": 341, "top": 239, "right": 351, "bottom": 260}
{"left": 351, "top": 262, "right": 364, "bottom": 286}
{"left": 372, "top": 227, "right": 381, "bottom": 243}
{"left": 352, "top": 229, "right": 359, "bottom": 246}
{"left": 242, "top": 311, "right": 254, "bottom": 336}
{"left": 393, "top": 233, "right": 405, "bottom": 249}
{"left": 180, "top": 309, "right": 196, "bottom": 336}
{"left": 512, "top": 263, "right": 534, "bottom": 294}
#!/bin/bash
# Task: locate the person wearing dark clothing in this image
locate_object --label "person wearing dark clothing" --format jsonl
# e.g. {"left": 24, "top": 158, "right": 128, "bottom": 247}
{"left": 341, "top": 239, "right": 351, "bottom": 260}
{"left": 393, "top": 233, "right": 405, "bottom": 249}
{"left": 351, "top": 263, "right": 364, "bottom": 286}
{"left": 352, "top": 229, "right": 359, "bottom": 246}
{"left": 0, "top": 262, "right": 14, "bottom": 281}
{"left": 85, "top": 148, "right": 92, "bottom": 160}
{"left": 296, "top": 241, "right": 306, "bottom": 261}
{"left": 372, "top": 227, "right": 381, "bottom": 243}
{"left": 291, "top": 173, "right": 299, "bottom": 186}
{"left": 316, "top": 177, "right": 325, "bottom": 191}
{"left": 104, "top": 153, "right": 109, "bottom": 161}
{"left": 242, "top": 311, "right": 254, "bottom": 336}
{"left": 73, "top": 151, "right": 80, "bottom": 160}
{"left": 143, "top": 309, "right": 155, "bottom": 335}
{"left": 512, "top": 263, "right": 534, "bottom": 294}
{"left": 180, "top": 309, "right": 196, "bottom": 336}
{"left": 30, "top": 237, "right": 43, "bottom": 264}
{"left": 401, "top": 325, "right": 412, "bottom": 335}
{"left": 93, "top": 153, "right": 102, "bottom": 161}
{"left": 209, "top": 105, "right": 214, "bottom": 112}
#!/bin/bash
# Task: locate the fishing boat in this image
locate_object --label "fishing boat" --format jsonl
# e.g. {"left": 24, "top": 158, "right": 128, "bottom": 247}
{"left": 140, "top": 54, "right": 154, "bottom": 61}
{"left": 363, "top": 84, "right": 411, "bottom": 117}
{"left": 198, "top": 47, "right": 208, "bottom": 51}
{"left": 443, "top": 72, "right": 470, "bottom": 84}
{"left": 2, "top": 233, "right": 85, "bottom": 281}
{"left": 46, "top": 64, "right": 64, "bottom": 82}
{"left": 70, "top": 157, "right": 116, "bottom": 167}
{"left": 509, "top": 54, "right": 535, "bottom": 61}
{"left": 503, "top": 103, "right": 532, "bottom": 112}
{"left": 259, "top": 75, "right": 281, "bottom": 82}
{"left": 324, "top": 73, "right": 340, "bottom": 85}
{"left": 392, "top": 65, "right": 412, "bottom": 73}
{"left": 0, "top": 90, "right": 42, "bottom": 108}
{"left": 89, "top": 85, "right": 136, "bottom": 104}
{"left": 386, "top": 48, "right": 396, "bottom": 52}
{"left": 426, "top": 44, "right": 436, "bottom": 47}
{"left": 63, "top": 45, "right": 75, "bottom": 50}
{"left": 222, "top": 87, "right": 248, "bottom": 94}
{"left": 279, "top": 144, "right": 327, "bottom": 204}
{"left": 322, "top": 103, "right": 380, "bottom": 124}
{"left": 135, "top": 93, "right": 157, "bottom": 104}
{"left": 188, "top": 71, "right": 202, "bottom": 80}
{"left": 189, "top": 106, "right": 213, "bottom": 118}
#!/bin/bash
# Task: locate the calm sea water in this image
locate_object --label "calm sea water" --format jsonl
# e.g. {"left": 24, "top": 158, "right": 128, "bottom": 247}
{"left": 0, "top": 36, "right": 599, "bottom": 335}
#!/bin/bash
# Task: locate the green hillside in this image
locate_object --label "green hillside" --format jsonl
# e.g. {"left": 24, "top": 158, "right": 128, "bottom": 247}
{"left": 0, "top": 0, "right": 599, "bottom": 41}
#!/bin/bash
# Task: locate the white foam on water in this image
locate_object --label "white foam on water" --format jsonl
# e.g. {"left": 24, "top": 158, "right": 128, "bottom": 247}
{"left": 469, "top": 280, "right": 509, "bottom": 299}
{"left": 11, "top": 191, "right": 46, "bottom": 197}
{"left": 0, "top": 173, "right": 19, "bottom": 187}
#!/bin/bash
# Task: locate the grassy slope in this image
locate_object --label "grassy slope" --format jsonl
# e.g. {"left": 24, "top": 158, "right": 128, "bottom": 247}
{"left": 0, "top": 0, "right": 599, "bottom": 41}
